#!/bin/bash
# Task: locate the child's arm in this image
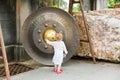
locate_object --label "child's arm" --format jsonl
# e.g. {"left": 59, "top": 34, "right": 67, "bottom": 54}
{"left": 45, "top": 39, "right": 55, "bottom": 46}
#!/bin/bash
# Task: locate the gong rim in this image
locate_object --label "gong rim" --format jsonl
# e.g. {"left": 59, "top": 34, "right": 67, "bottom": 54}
{"left": 22, "top": 7, "right": 80, "bottom": 65}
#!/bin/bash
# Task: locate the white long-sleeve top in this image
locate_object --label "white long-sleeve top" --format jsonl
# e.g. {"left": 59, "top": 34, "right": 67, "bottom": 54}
{"left": 46, "top": 39, "right": 68, "bottom": 65}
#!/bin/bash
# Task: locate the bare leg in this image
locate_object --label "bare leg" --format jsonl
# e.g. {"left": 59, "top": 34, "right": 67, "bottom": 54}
{"left": 57, "top": 64, "right": 62, "bottom": 73}
{"left": 57, "top": 66, "right": 61, "bottom": 72}
{"left": 54, "top": 64, "right": 57, "bottom": 69}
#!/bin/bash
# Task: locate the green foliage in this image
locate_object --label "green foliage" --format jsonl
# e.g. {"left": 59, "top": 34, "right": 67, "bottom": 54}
{"left": 115, "top": 0, "right": 120, "bottom": 3}
{"left": 51, "top": 0, "right": 81, "bottom": 12}
{"left": 59, "top": 0, "right": 68, "bottom": 11}
{"left": 51, "top": 0, "right": 69, "bottom": 11}
{"left": 52, "top": 0, "right": 59, "bottom": 7}
{"left": 108, "top": 0, "right": 120, "bottom": 8}
{"left": 108, "top": 0, "right": 115, "bottom": 8}
{"left": 72, "top": 4, "right": 80, "bottom": 12}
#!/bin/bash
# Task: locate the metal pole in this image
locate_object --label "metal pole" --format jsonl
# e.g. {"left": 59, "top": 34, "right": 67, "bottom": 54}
{"left": 69, "top": 0, "right": 73, "bottom": 14}
{"left": 79, "top": 0, "right": 96, "bottom": 63}
{"left": 16, "top": 0, "right": 21, "bottom": 44}
{"left": 16, "top": 0, "right": 21, "bottom": 61}
{"left": 0, "top": 24, "right": 10, "bottom": 80}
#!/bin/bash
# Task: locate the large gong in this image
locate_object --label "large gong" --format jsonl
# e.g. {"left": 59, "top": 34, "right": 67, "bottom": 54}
{"left": 22, "top": 7, "right": 80, "bottom": 65}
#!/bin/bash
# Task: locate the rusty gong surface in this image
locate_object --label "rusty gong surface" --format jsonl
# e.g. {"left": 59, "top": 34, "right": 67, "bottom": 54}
{"left": 22, "top": 7, "right": 80, "bottom": 65}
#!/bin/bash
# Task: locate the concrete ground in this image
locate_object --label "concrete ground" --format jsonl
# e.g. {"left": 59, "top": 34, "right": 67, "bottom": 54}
{"left": 1, "top": 59, "right": 120, "bottom": 80}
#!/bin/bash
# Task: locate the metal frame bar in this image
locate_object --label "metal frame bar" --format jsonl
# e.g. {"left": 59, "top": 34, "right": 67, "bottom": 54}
{"left": 0, "top": 24, "right": 10, "bottom": 80}
{"left": 79, "top": 0, "right": 96, "bottom": 63}
{"left": 69, "top": 0, "right": 96, "bottom": 63}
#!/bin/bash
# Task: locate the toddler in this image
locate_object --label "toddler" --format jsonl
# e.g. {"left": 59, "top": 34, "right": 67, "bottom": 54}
{"left": 45, "top": 31, "right": 68, "bottom": 74}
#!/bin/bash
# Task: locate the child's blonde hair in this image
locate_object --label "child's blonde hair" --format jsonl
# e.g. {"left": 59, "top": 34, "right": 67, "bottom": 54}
{"left": 56, "top": 31, "right": 63, "bottom": 41}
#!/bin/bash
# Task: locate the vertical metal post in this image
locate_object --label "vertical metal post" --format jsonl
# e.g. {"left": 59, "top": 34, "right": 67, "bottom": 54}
{"left": 79, "top": 0, "right": 96, "bottom": 63}
{"left": 0, "top": 24, "right": 10, "bottom": 80}
{"left": 16, "top": 0, "right": 21, "bottom": 44}
{"left": 69, "top": 0, "right": 73, "bottom": 14}
{"left": 16, "top": 0, "right": 21, "bottom": 61}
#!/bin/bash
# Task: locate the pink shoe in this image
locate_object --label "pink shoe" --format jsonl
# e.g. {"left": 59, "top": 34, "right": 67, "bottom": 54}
{"left": 56, "top": 70, "right": 63, "bottom": 74}
{"left": 53, "top": 68, "right": 57, "bottom": 72}
{"left": 60, "top": 69, "right": 63, "bottom": 72}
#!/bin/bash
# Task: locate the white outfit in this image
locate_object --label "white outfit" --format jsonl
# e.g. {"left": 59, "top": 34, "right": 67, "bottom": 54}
{"left": 46, "top": 40, "right": 68, "bottom": 65}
